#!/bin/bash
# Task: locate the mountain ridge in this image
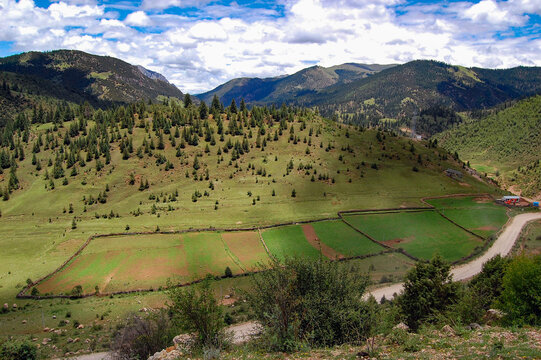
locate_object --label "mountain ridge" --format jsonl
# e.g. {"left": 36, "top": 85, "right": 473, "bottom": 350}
{"left": 197, "top": 60, "right": 541, "bottom": 123}
{"left": 0, "top": 49, "right": 183, "bottom": 107}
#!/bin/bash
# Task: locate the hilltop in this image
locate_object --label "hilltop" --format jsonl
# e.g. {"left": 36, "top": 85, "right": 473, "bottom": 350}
{"left": 198, "top": 60, "right": 541, "bottom": 126}
{"left": 0, "top": 50, "right": 183, "bottom": 108}
{"left": 197, "top": 63, "right": 395, "bottom": 106}
{"left": 437, "top": 95, "right": 541, "bottom": 199}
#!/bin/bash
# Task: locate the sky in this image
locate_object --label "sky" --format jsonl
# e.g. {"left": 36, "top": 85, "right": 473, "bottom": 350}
{"left": 0, "top": 0, "right": 540, "bottom": 93}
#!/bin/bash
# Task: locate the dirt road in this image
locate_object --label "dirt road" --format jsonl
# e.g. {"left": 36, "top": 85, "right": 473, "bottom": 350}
{"left": 368, "top": 212, "right": 541, "bottom": 302}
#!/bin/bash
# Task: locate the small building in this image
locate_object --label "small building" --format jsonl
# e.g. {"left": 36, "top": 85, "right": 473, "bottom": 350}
{"left": 445, "top": 169, "right": 463, "bottom": 179}
{"left": 501, "top": 196, "right": 521, "bottom": 205}
{"left": 533, "top": 202, "right": 539, "bottom": 207}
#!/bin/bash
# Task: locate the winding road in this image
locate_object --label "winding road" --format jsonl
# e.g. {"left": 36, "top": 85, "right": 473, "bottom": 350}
{"left": 368, "top": 212, "right": 541, "bottom": 302}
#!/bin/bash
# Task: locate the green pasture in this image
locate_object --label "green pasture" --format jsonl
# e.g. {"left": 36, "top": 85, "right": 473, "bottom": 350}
{"left": 182, "top": 232, "right": 243, "bottom": 278}
{"left": 311, "top": 220, "right": 384, "bottom": 257}
{"left": 426, "top": 196, "right": 508, "bottom": 238}
{"left": 261, "top": 225, "right": 322, "bottom": 261}
{"left": 344, "top": 210, "right": 482, "bottom": 262}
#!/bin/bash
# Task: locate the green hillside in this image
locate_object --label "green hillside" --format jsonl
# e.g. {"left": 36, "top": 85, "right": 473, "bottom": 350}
{"left": 437, "top": 95, "right": 541, "bottom": 198}
{"left": 0, "top": 50, "right": 183, "bottom": 107}
{"left": 0, "top": 94, "right": 499, "bottom": 301}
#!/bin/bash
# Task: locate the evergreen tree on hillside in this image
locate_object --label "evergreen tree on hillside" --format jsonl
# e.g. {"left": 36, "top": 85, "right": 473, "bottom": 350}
{"left": 230, "top": 99, "right": 238, "bottom": 114}
{"left": 211, "top": 95, "right": 221, "bottom": 113}
{"left": 183, "top": 93, "right": 192, "bottom": 108}
{"left": 199, "top": 101, "right": 208, "bottom": 120}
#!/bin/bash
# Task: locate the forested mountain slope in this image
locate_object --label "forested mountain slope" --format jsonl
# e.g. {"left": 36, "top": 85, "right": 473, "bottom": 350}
{"left": 437, "top": 95, "right": 541, "bottom": 198}
{"left": 199, "top": 60, "right": 541, "bottom": 127}
{"left": 0, "top": 50, "right": 183, "bottom": 107}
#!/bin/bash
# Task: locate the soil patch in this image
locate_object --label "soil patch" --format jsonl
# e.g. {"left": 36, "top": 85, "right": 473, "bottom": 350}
{"left": 381, "top": 236, "right": 415, "bottom": 247}
{"left": 474, "top": 226, "right": 498, "bottom": 232}
{"left": 301, "top": 224, "right": 344, "bottom": 259}
{"left": 474, "top": 196, "right": 492, "bottom": 203}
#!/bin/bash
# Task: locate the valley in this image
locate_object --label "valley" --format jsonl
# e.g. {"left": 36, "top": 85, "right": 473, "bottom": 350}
{"left": 0, "top": 49, "right": 539, "bottom": 359}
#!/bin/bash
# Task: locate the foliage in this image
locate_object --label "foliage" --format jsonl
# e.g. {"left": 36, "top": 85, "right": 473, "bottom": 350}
{"left": 498, "top": 255, "right": 541, "bottom": 325}
{"left": 167, "top": 280, "right": 228, "bottom": 350}
{"left": 446, "top": 255, "right": 509, "bottom": 325}
{"left": 111, "top": 310, "right": 178, "bottom": 360}
{"left": 0, "top": 339, "right": 37, "bottom": 360}
{"left": 398, "top": 254, "right": 459, "bottom": 330}
{"left": 245, "top": 257, "right": 371, "bottom": 351}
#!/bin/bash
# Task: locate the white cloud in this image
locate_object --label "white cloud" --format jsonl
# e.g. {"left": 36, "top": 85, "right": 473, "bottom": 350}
{"left": 188, "top": 21, "right": 228, "bottom": 41}
{"left": 125, "top": 10, "right": 152, "bottom": 26}
{"left": 0, "top": 0, "right": 539, "bottom": 94}
{"left": 462, "top": 0, "right": 524, "bottom": 25}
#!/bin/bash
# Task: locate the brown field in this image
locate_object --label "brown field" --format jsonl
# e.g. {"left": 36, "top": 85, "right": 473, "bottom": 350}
{"left": 221, "top": 231, "right": 271, "bottom": 270}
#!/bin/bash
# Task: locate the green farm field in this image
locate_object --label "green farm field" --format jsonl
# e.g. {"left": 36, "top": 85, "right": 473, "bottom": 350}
{"left": 35, "top": 232, "right": 259, "bottom": 296}
{"left": 310, "top": 220, "right": 384, "bottom": 257}
{"left": 344, "top": 210, "right": 483, "bottom": 262}
{"left": 262, "top": 225, "right": 322, "bottom": 261}
{"left": 426, "top": 196, "right": 509, "bottom": 238}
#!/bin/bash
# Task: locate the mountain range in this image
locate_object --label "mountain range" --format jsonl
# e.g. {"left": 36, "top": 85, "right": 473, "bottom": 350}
{"left": 197, "top": 60, "right": 541, "bottom": 122}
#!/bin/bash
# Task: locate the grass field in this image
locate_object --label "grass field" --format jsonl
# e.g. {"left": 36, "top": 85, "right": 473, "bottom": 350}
{"left": 344, "top": 210, "right": 482, "bottom": 262}
{"left": 310, "top": 220, "right": 384, "bottom": 257}
{"left": 262, "top": 225, "right": 323, "bottom": 261}
{"left": 221, "top": 231, "right": 271, "bottom": 270}
{"left": 426, "top": 196, "right": 509, "bottom": 238}
{"left": 36, "top": 233, "right": 245, "bottom": 295}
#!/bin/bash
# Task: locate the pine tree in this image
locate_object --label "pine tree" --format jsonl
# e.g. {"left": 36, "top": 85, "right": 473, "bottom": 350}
{"left": 230, "top": 99, "right": 238, "bottom": 114}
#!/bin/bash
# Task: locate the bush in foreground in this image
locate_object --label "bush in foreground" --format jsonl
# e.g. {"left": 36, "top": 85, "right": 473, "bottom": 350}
{"left": 111, "top": 310, "right": 177, "bottom": 360}
{"left": 398, "top": 254, "right": 459, "bottom": 330}
{"left": 499, "top": 254, "right": 541, "bottom": 325}
{"left": 168, "top": 280, "right": 229, "bottom": 352}
{"left": 0, "top": 339, "right": 37, "bottom": 360}
{"left": 245, "top": 257, "right": 372, "bottom": 351}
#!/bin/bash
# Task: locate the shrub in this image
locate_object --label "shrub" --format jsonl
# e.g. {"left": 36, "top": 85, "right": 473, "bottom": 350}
{"left": 112, "top": 310, "right": 177, "bottom": 360}
{"left": 70, "top": 285, "right": 83, "bottom": 298}
{"left": 168, "top": 280, "right": 228, "bottom": 351}
{"left": 498, "top": 254, "right": 541, "bottom": 325}
{"left": 245, "top": 257, "right": 371, "bottom": 351}
{"left": 398, "top": 255, "right": 459, "bottom": 330}
{"left": 449, "top": 255, "right": 509, "bottom": 324}
{"left": 0, "top": 339, "right": 37, "bottom": 360}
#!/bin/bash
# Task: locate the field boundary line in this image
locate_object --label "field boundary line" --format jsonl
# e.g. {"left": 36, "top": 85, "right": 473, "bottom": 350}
{"left": 220, "top": 235, "right": 247, "bottom": 273}
{"left": 422, "top": 193, "right": 495, "bottom": 241}
{"left": 257, "top": 228, "right": 275, "bottom": 261}
{"left": 337, "top": 212, "right": 420, "bottom": 262}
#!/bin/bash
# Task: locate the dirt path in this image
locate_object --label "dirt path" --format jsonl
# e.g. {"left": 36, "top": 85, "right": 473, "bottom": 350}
{"left": 227, "top": 321, "right": 262, "bottom": 344}
{"left": 368, "top": 212, "right": 541, "bottom": 302}
{"left": 301, "top": 224, "right": 344, "bottom": 259}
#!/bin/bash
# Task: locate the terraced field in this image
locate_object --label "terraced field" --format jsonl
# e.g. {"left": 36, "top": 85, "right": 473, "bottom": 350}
{"left": 344, "top": 210, "right": 483, "bottom": 262}
{"left": 32, "top": 196, "right": 508, "bottom": 296}
{"left": 425, "top": 196, "right": 509, "bottom": 238}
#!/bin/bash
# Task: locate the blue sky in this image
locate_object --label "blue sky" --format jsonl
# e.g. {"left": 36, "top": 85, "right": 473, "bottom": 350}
{"left": 0, "top": 0, "right": 539, "bottom": 93}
